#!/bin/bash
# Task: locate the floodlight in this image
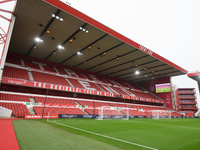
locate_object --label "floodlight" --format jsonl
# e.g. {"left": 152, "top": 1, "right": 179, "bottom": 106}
{"left": 77, "top": 51, "right": 82, "bottom": 55}
{"left": 58, "top": 45, "right": 64, "bottom": 49}
{"left": 135, "top": 71, "right": 140, "bottom": 75}
{"left": 35, "top": 37, "right": 43, "bottom": 43}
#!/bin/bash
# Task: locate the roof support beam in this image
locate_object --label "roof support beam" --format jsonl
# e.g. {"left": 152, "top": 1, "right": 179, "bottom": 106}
{"left": 85, "top": 49, "right": 138, "bottom": 71}
{"left": 73, "top": 42, "right": 124, "bottom": 68}
{"left": 60, "top": 33, "right": 108, "bottom": 64}
{"left": 26, "top": 9, "right": 61, "bottom": 56}
{"left": 45, "top": 23, "right": 88, "bottom": 60}
{"left": 112, "top": 59, "right": 159, "bottom": 77}
{"left": 97, "top": 55, "right": 149, "bottom": 74}
{"left": 122, "top": 65, "right": 172, "bottom": 80}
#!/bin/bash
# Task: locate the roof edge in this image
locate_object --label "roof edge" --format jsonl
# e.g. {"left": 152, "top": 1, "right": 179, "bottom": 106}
{"left": 44, "top": 0, "right": 188, "bottom": 74}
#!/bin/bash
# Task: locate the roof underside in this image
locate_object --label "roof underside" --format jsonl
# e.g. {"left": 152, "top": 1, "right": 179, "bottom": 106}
{"left": 8, "top": 0, "right": 187, "bottom": 82}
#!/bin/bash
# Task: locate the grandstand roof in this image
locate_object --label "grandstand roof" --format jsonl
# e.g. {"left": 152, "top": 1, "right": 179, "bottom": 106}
{"left": 9, "top": 0, "right": 188, "bottom": 82}
{"left": 188, "top": 71, "right": 200, "bottom": 82}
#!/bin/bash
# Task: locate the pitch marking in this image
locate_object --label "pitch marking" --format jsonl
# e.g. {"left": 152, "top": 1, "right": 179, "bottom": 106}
{"left": 49, "top": 120, "right": 158, "bottom": 150}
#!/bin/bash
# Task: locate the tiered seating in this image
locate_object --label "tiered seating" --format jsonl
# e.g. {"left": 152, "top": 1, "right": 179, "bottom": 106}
{"left": 0, "top": 93, "right": 31, "bottom": 102}
{"left": 67, "top": 78, "right": 84, "bottom": 88}
{"left": 34, "top": 97, "right": 77, "bottom": 106}
{"left": 56, "top": 67, "right": 86, "bottom": 79}
{"left": 32, "top": 71, "right": 72, "bottom": 86}
{"left": 77, "top": 100, "right": 111, "bottom": 107}
{"left": 97, "top": 84, "right": 119, "bottom": 94}
{"left": 3, "top": 66, "right": 29, "bottom": 80}
{"left": 42, "top": 65, "right": 57, "bottom": 73}
{"left": 82, "top": 73, "right": 105, "bottom": 83}
{"left": 24, "top": 60, "right": 40, "bottom": 69}
{"left": 0, "top": 102, "right": 30, "bottom": 117}
{"left": 5, "top": 55, "right": 21, "bottom": 65}
{"left": 34, "top": 106, "right": 87, "bottom": 115}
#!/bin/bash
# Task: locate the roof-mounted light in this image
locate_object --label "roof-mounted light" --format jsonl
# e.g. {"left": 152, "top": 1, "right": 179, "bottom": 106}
{"left": 79, "top": 27, "right": 88, "bottom": 33}
{"left": 35, "top": 37, "right": 43, "bottom": 43}
{"left": 58, "top": 45, "right": 64, "bottom": 49}
{"left": 77, "top": 51, "right": 83, "bottom": 55}
{"left": 52, "top": 14, "right": 63, "bottom": 21}
{"left": 135, "top": 71, "right": 140, "bottom": 75}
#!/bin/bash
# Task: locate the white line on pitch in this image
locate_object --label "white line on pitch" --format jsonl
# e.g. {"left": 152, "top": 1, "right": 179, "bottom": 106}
{"left": 49, "top": 120, "right": 158, "bottom": 150}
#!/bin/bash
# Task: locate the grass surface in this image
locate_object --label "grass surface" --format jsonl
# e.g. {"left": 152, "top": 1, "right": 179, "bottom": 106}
{"left": 13, "top": 119, "right": 123, "bottom": 150}
{"left": 13, "top": 118, "right": 200, "bottom": 150}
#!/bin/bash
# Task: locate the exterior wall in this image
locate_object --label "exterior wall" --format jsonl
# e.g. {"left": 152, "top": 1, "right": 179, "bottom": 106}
{"left": 175, "top": 88, "right": 197, "bottom": 114}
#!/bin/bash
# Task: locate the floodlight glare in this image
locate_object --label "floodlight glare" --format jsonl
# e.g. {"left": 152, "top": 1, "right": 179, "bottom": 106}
{"left": 56, "top": 16, "right": 59, "bottom": 19}
{"left": 58, "top": 45, "right": 64, "bottom": 49}
{"left": 80, "top": 27, "right": 82, "bottom": 30}
{"left": 35, "top": 37, "right": 43, "bottom": 43}
{"left": 86, "top": 30, "right": 89, "bottom": 33}
{"left": 60, "top": 18, "right": 63, "bottom": 21}
{"left": 77, "top": 51, "right": 82, "bottom": 55}
{"left": 135, "top": 71, "right": 140, "bottom": 75}
{"left": 52, "top": 14, "right": 55, "bottom": 17}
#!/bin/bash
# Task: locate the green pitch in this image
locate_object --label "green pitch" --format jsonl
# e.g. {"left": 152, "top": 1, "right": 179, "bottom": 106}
{"left": 13, "top": 118, "right": 200, "bottom": 150}
{"left": 156, "top": 87, "right": 171, "bottom": 93}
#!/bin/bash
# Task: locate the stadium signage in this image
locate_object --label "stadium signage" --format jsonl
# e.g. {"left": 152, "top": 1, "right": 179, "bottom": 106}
{"left": 2, "top": 77, "right": 164, "bottom": 104}
{"left": 139, "top": 45, "right": 153, "bottom": 56}
{"left": 25, "top": 115, "right": 58, "bottom": 119}
{"left": 59, "top": 0, "right": 71, "bottom": 5}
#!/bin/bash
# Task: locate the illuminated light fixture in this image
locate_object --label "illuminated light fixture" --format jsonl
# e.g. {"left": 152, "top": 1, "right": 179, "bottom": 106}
{"left": 52, "top": 14, "right": 63, "bottom": 21}
{"left": 103, "top": 52, "right": 106, "bottom": 56}
{"left": 116, "top": 55, "right": 120, "bottom": 61}
{"left": 58, "top": 45, "right": 64, "bottom": 49}
{"left": 144, "top": 67, "right": 147, "bottom": 71}
{"left": 135, "top": 64, "right": 138, "bottom": 67}
{"left": 79, "top": 27, "right": 88, "bottom": 33}
{"left": 135, "top": 71, "right": 140, "bottom": 75}
{"left": 88, "top": 47, "right": 91, "bottom": 50}
{"left": 69, "top": 39, "right": 73, "bottom": 43}
{"left": 35, "top": 37, "right": 43, "bottom": 43}
{"left": 53, "top": 52, "right": 56, "bottom": 55}
{"left": 77, "top": 51, "right": 83, "bottom": 55}
{"left": 152, "top": 71, "right": 155, "bottom": 73}
{"left": 34, "top": 46, "right": 37, "bottom": 49}
{"left": 84, "top": 61, "right": 87, "bottom": 63}
{"left": 46, "top": 30, "right": 50, "bottom": 34}
{"left": 144, "top": 75, "right": 148, "bottom": 77}
{"left": 56, "top": 16, "right": 59, "bottom": 19}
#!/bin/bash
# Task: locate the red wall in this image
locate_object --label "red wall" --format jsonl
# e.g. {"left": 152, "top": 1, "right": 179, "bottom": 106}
{"left": 137, "top": 77, "right": 173, "bottom": 109}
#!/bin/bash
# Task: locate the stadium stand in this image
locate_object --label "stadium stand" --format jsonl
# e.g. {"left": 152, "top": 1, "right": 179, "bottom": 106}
{"left": 34, "top": 107, "right": 87, "bottom": 115}
{"left": 32, "top": 71, "right": 72, "bottom": 86}
{"left": 0, "top": 52, "right": 183, "bottom": 118}
{"left": 0, "top": 102, "right": 29, "bottom": 117}
{"left": 3, "top": 66, "right": 29, "bottom": 80}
